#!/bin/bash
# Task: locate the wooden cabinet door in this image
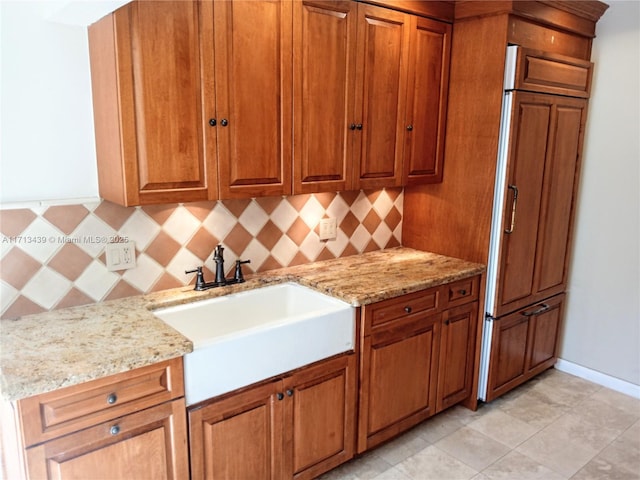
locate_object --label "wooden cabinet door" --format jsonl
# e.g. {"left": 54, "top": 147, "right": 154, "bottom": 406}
{"left": 353, "top": 3, "right": 410, "bottom": 189}
{"left": 293, "top": 0, "right": 357, "bottom": 194}
{"left": 283, "top": 354, "right": 356, "bottom": 480}
{"left": 359, "top": 312, "right": 440, "bottom": 452}
{"left": 437, "top": 302, "right": 478, "bottom": 412}
{"left": 403, "top": 16, "right": 451, "bottom": 185}
{"left": 486, "top": 294, "right": 565, "bottom": 401}
{"left": 188, "top": 381, "right": 283, "bottom": 480}
{"left": 89, "top": 1, "right": 215, "bottom": 206}
{"left": 212, "top": 0, "right": 293, "bottom": 198}
{"left": 496, "top": 92, "right": 587, "bottom": 316}
{"left": 26, "top": 399, "right": 189, "bottom": 480}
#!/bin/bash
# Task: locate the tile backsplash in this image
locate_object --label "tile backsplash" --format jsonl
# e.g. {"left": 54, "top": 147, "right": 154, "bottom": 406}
{"left": 0, "top": 189, "right": 403, "bottom": 319}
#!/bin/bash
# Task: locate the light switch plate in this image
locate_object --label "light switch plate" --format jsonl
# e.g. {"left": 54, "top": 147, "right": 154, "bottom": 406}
{"left": 105, "top": 241, "right": 136, "bottom": 271}
{"left": 319, "top": 218, "right": 337, "bottom": 241}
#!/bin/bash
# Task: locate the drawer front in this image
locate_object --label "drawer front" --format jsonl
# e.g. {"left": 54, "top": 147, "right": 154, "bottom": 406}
{"left": 444, "top": 276, "right": 479, "bottom": 308}
{"left": 515, "top": 47, "right": 592, "bottom": 98}
{"left": 19, "top": 357, "right": 184, "bottom": 447}
{"left": 365, "top": 288, "right": 439, "bottom": 334}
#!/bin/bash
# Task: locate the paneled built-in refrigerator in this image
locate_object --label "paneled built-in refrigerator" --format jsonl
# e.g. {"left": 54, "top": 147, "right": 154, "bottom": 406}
{"left": 478, "top": 46, "right": 590, "bottom": 402}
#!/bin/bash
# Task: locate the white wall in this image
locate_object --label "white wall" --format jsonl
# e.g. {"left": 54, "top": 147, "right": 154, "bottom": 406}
{"left": 0, "top": 1, "right": 99, "bottom": 204}
{"left": 561, "top": 0, "right": 640, "bottom": 388}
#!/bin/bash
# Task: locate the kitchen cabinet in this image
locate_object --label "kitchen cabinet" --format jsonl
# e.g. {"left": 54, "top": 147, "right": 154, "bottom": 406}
{"left": 88, "top": 0, "right": 292, "bottom": 206}
{"left": 4, "top": 358, "right": 188, "bottom": 480}
{"left": 353, "top": 3, "right": 451, "bottom": 189}
{"left": 188, "top": 353, "right": 356, "bottom": 480}
{"left": 357, "top": 276, "right": 479, "bottom": 452}
{"left": 485, "top": 294, "right": 564, "bottom": 400}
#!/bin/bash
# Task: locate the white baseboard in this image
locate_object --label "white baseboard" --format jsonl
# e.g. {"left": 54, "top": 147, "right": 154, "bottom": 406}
{"left": 555, "top": 359, "right": 640, "bottom": 399}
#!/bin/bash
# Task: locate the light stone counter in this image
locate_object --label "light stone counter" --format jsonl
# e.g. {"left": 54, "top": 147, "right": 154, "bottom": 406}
{"left": 1, "top": 247, "right": 484, "bottom": 401}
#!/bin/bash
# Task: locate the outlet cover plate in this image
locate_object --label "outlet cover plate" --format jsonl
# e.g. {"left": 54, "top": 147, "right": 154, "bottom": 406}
{"left": 319, "top": 218, "right": 337, "bottom": 241}
{"left": 105, "top": 241, "right": 136, "bottom": 271}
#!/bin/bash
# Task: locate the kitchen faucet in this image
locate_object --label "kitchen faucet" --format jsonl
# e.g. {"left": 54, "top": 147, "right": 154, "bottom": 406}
{"left": 185, "top": 244, "right": 250, "bottom": 291}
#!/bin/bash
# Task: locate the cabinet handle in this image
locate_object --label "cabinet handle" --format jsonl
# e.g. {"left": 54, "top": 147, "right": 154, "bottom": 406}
{"left": 406, "top": 124, "right": 413, "bottom": 131}
{"left": 220, "top": 118, "right": 229, "bottom": 127}
{"left": 208, "top": 118, "right": 217, "bottom": 127}
{"left": 521, "top": 304, "right": 550, "bottom": 317}
{"left": 404, "top": 306, "right": 412, "bottom": 314}
{"left": 286, "top": 389, "right": 293, "bottom": 397}
{"left": 110, "top": 425, "right": 120, "bottom": 436}
{"left": 504, "top": 184, "right": 519, "bottom": 234}
{"left": 106, "top": 393, "right": 117, "bottom": 405}
{"left": 277, "top": 392, "right": 284, "bottom": 401}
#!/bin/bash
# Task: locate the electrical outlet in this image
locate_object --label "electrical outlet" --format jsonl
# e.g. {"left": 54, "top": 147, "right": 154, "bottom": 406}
{"left": 318, "top": 218, "right": 337, "bottom": 241}
{"left": 106, "top": 241, "right": 136, "bottom": 271}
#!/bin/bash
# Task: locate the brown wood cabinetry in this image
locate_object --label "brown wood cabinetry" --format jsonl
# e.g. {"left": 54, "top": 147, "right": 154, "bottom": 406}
{"left": 358, "top": 276, "right": 480, "bottom": 452}
{"left": 485, "top": 294, "right": 564, "bottom": 401}
{"left": 189, "top": 353, "right": 356, "bottom": 480}
{"left": 89, "top": 0, "right": 292, "bottom": 206}
{"left": 4, "top": 358, "right": 189, "bottom": 480}
{"left": 353, "top": 3, "right": 451, "bottom": 189}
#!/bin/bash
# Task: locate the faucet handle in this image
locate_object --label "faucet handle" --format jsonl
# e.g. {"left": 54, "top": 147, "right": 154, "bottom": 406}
{"left": 233, "top": 259, "right": 251, "bottom": 283}
{"left": 214, "top": 244, "right": 224, "bottom": 260}
{"left": 185, "top": 266, "right": 206, "bottom": 290}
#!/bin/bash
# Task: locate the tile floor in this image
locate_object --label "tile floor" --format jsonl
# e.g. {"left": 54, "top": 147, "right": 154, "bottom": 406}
{"left": 320, "top": 369, "right": 640, "bottom": 480}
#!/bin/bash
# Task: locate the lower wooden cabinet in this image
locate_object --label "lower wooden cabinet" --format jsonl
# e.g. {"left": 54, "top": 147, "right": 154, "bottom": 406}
{"left": 358, "top": 277, "right": 480, "bottom": 452}
{"left": 485, "top": 294, "right": 564, "bottom": 401}
{"left": 2, "top": 358, "right": 189, "bottom": 480}
{"left": 188, "top": 353, "right": 357, "bottom": 480}
{"left": 25, "top": 399, "right": 188, "bottom": 479}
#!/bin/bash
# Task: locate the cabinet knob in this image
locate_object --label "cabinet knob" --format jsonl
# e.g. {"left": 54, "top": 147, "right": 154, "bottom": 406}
{"left": 406, "top": 124, "right": 413, "bottom": 131}
{"left": 286, "top": 389, "right": 294, "bottom": 397}
{"left": 404, "top": 306, "right": 412, "bottom": 314}
{"left": 350, "top": 123, "right": 363, "bottom": 130}
{"left": 444, "top": 319, "right": 450, "bottom": 326}
{"left": 106, "top": 393, "right": 117, "bottom": 405}
{"left": 459, "top": 289, "right": 467, "bottom": 295}
{"left": 110, "top": 425, "right": 120, "bottom": 436}
{"left": 220, "top": 118, "right": 229, "bottom": 127}
{"left": 209, "top": 118, "right": 217, "bottom": 127}
{"left": 356, "top": 123, "right": 363, "bottom": 130}
{"left": 277, "top": 392, "right": 284, "bottom": 401}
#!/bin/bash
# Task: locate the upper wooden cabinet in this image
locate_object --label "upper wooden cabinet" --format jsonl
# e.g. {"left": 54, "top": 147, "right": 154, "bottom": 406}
{"left": 353, "top": 3, "right": 451, "bottom": 189}
{"left": 89, "top": 0, "right": 451, "bottom": 206}
{"left": 208, "top": 0, "right": 293, "bottom": 198}
{"left": 89, "top": 2, "right": 214, "bottom": 206}
{"left": 293, "top": 0, "right": 358, "bottom": 194}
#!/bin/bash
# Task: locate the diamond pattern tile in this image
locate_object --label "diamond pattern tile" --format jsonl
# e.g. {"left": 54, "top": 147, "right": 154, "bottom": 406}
{"left": 0, "top": 188, "right": 404, "bottom": 319}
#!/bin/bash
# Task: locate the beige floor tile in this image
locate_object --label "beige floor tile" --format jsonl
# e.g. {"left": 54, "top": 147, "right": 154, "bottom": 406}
{"left": 497, "top": 389, "right": 570, "bottom": 429}
{"left": 371, "top": 466, "right": 413, "bottom": 480}
{"left": 318, "top": 451, "right": 393, "bottom": 480}
{"left": 572, "top": 396, "right": 640, "bottom": 432}
{"left": 413, "top": 410, "right": 469, "bottom": 444}
{"left": 373, "top": 428, "right": 431, "bottom": 466}
{"left": 435, "top": 426, "right": 511, "bottom": 471}
{"left": 467, "top": 409, "right": 540, "bottom": 448}
{"left": 590, "top": 388, "right": 640, "bottom": 418}
{"left": 516, "top": 413, "right": 621, "bottom": 477}
{"left": 395, "top": 445, "right": 478, "bottom": 480}
{"left": 480, "top": 450, "right": 565, "bottom": 480}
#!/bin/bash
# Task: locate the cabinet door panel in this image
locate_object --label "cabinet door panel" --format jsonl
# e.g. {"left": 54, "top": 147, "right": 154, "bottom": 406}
{"left": 535, "top": 102, "right": 586, "bottom": 292}
{"left": 26, "top": 399, "right": 188, "bottom": 480}
{"left": 293, "top": 0, "right": 357, "bottom": 193}
{"left": 403, "top": 16, "right": 451, "bottom": 185}
{"left": 527, "top": 295, "right": 564, "bottom": 373}
{"left": 189, "top": 382, "right": 281, "bottom": 480}
{"left": 354, "top": 4, "right": 409, "bottom": 189}
{"left": 285, "top": 354, "right": 356, "bottom": 479}
{"left": 437, "top": 302, "right": 478, "bottom": 411}
{"left": 214, "top": 0, "right": 293, "bottom": 198}
{"left": 497, "top": 98, "right": 550, "bottom": 308}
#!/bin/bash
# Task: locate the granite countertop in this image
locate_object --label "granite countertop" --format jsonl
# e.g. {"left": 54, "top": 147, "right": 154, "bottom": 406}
{"left": 0, "top": 247, "right": 484, "bottom": 402}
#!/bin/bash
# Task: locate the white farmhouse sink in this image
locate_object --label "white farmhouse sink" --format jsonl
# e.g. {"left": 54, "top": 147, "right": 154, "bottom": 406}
{"left": 153, "top": 283, "right": 355, "bottom": 405}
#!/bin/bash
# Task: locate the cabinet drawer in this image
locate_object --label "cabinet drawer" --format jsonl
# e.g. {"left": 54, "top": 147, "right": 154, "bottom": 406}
{"left": 18, "top": 357, "right": 184, "bottom": 447}
{"left": 364, "top": 288, "right": 439, "bottom": 334}
{"left": 443, "top": 276, "right": 479, "bottom": 308}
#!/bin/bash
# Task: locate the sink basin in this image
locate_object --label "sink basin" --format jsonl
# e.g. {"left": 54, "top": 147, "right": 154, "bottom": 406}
{"left": 153, "top": 283, "right": 355, "bottom": 405}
